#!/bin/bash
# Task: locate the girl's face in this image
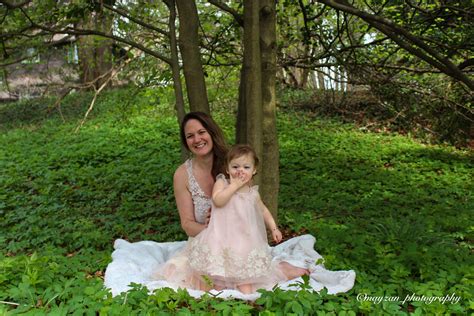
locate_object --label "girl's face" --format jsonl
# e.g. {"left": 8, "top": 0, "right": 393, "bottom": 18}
{"left": 184, "top": 119, "right": 213, "bottom": 157}
{"left": 227, "top": 154, "right": 256, "bottom": 181}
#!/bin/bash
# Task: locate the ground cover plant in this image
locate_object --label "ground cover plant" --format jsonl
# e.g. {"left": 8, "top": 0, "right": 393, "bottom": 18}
{"left": 1, "top": 88, "right": 472, "bottom": 315}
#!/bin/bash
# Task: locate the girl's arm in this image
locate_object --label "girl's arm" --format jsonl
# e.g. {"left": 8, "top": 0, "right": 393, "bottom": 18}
{"left": 212, "top": 177, "right": 242, "bottom": 207}
{"left": 174, "top": 165, "right": 207, "bottom": 237}
{"left": 257, "top": 195, "right": 282, "bottom": 243}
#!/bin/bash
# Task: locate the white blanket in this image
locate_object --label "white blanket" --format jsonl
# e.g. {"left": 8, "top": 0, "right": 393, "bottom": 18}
{"left": 104, "top": 234, "right": 355, "bottom": 300}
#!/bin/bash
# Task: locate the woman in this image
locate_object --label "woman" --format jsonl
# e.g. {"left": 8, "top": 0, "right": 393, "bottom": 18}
{"left": 173, "top": 111, "right": 228, "bottom": 237}
{"left": 104, "top": 112, "right": 355, "bottom": 299}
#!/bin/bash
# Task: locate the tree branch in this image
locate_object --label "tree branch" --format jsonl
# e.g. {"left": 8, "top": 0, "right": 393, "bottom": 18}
{"left": 75, "top": 57, "right": 133, "bottom": 132}
{"left": 16, "top": 6, "right": 172, "bottom": 64}
{"left": 207, "top": 0, "right": 243, "bottom": 27}
{"left": 0, "top": 0, "right": 31, "bottom": 9}
{"left": 102, "top": 2, "right": 170, "bottom": 37}
{"left": 459, "top": 58, "right": 474, "bottom": 70}
{"left": 316, "top": 0, "right": 474, "bottom": 90}
{"left": 0, "top": 55, "right": 30, "bottom": 66}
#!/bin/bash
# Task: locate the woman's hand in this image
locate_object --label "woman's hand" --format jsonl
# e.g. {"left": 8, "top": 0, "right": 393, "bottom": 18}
{"left": 272, "top": 228, "right": 282, "bottom": 243}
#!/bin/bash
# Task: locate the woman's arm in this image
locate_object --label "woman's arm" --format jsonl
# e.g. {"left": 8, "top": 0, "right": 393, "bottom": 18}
{"left": 173, "top": 165, "right": 207, "bottom": 237}
{"left": 258, "top": 195, "right": 282, "bottom": 243}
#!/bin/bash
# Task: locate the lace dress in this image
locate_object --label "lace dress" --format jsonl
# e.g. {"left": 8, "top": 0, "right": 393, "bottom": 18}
{"left": 156, "top": 171, "right": 286, "bottom": 292}
{"left": 186, "top": 159, "right": 211, "bottom": 224}
{"left": 186, "top": 174, "right": 286, "bottom": 290}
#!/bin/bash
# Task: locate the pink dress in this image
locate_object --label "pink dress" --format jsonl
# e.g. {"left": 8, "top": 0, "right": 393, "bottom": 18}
{"left": 157, "top": 174, "right": 286, "bottom": 292}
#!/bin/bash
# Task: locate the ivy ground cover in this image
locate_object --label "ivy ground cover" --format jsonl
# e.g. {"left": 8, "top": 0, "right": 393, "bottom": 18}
{"left": 0, "top": 89, "right": 472, "bottom": 315}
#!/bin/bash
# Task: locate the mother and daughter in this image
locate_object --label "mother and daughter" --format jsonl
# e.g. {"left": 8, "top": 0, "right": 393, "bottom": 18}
{"left": 104, "top": 111, "right": 355, "bottom": 297}
{"left": 157, "top": 111, "right": 309, "bottom": 293}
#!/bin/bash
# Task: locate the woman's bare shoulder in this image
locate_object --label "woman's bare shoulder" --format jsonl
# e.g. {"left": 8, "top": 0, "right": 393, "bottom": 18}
{"left": 174, "top": 162, "right": 188, "bottom": 184}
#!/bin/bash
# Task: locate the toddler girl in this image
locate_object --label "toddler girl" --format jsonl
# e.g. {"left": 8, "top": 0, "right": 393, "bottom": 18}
{"left": 158, "top": 144, "right": 307, "bottom": 294}
{"left": 186, "top": 144, "right": 286, "bottom": 294}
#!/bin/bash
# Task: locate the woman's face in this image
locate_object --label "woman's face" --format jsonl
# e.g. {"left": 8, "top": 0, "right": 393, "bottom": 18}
{"left": 184, "top": 119, "right": 213, "bottom": 157}
{"left": 227, "top": 154, "right": 256, "bottom": 182}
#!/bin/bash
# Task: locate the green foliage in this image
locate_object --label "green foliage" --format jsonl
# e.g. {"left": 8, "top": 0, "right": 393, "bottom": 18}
{"left": 277, "top": 113, "right": 472, "bottom": 314}
{"left": 1, "top": 87, "right": 472, "bottom": 314}
{"left": 0, "top": 88, "right": 183, "bottom": 254}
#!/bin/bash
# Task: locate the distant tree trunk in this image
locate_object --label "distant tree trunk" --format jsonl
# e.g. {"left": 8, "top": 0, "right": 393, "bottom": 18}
{"left": 297, "top": 44, "right": 311, "bottom": 88}
{"left": 260, "top": 0, "right": 279, "bottom": 218}
{"left": 165, "top": 0, "right": 187, "bottom": 161}
{"left": 277, "top": 68, "right": 289, "bottom": 86}
{"left": 318, "top": 71, "right": 326, "bottom": 90}
{"left": 300, "top": 68, "right": 310, "bottom": 88}
{"left": 176, "top": 0, "right": 210, "bottom": 114}
{"left": 1, "top": 69, "right": 11, "bottom": 93}
{"left": 309, "top": 70, "right": 318, "bottom": 88}
{"left": 77, "top": 3, "right": 114, "bottom": 88}
{"left": 285, "top": 66, "right": 299, "bottom": 88}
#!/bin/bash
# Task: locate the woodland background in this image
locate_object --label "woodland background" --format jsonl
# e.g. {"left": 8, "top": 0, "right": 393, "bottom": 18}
{"left": 0, "top": 0, "right": 473, "bottom": 314}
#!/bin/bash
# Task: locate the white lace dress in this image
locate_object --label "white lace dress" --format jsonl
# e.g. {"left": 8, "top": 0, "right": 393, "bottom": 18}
{"left": 104, "top": 159, "right": 356, "bottom": 300}
{"left": 185, "top": 159, "right": 211, "bottom": 224}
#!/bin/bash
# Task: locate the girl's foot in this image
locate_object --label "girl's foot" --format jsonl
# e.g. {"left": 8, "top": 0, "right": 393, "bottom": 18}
{"left": 279, "top": 262, "right": 311, "bottom": 280}
{"left": 237, "top": 284, "right": 253, "bottom": 294}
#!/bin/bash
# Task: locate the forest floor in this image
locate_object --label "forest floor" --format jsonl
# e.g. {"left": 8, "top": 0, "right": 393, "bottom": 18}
{"left": 1, "top": 88, "right": 472, "bottom": 315}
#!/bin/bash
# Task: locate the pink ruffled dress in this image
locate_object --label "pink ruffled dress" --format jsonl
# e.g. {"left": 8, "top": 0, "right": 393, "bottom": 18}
{"left": 156, "top": 173, "right": 286, "bottom": 292}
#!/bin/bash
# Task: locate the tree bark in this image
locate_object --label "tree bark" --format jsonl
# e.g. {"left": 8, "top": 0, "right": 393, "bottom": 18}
{"left": 242, "top": 0, "right": 263, "bottom": 185}
{"left": 165, "top": 0, "right": 187, "bottom": 161}
{"left": 318, "top": 71, "right": 326, "bottom": 90}
{"left": 77, "top": 6, "right": 114, "bottom": 88}
{"left": 259, "top": 0, "right": 279, "bottom": 219}
{"left": 176, "top": 0, "right": 210, "bottom": 113}
{"left": 236, "top": 67, "right": 248, "bottom": 144}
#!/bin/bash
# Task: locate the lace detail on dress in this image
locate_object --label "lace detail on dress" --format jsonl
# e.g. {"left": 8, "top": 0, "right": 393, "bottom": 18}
{"left": 188, "top": 241, "right": 272, "bottom": 280}
{"left": 186, "top": 159, "right": 211, "bottom": 224}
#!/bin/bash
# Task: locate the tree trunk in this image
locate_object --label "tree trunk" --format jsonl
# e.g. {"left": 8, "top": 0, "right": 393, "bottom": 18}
{"left": 297, "top": 44, "right": 310, "bottom": 88}
{"left": 236, "top": 67, "right": 248, "bottom": 144}
{"left": 300, "top": 67, "right": 310, "bottom": 89}
{"left": 259, "top": 0, "right": 279, "bottom": 219}
{"left": 318, "top": 70, "right": 326, "bottom": 90}
{"left": 176, "top": 0, "right": 210, "bottom": 114}
{"left": 165, "top": 0, "right": 187, "bottom": 161}
{"left": 77, "top": 5, "right": 114, "bottom": 88}
{"left": 241, "top": 0, "right": 263, "bottom": 186}
{"left": 309, "top": 70, "right": 318, "bottom": 88}
{"left": 238, "top": 0, "right": 279, "bottom": 219}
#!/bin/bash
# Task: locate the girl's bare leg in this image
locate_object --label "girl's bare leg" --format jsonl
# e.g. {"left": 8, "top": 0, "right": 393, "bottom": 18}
{"left": 279, "top": 262, "right": 311, "bottom": 280}
{"left": 237, "top": 283, "right": 253, "bottom": 294}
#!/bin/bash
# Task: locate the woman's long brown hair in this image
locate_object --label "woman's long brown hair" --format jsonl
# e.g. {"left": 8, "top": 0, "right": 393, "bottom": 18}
{"left": 180, "top": 112, "right": 228, "bottom": 179}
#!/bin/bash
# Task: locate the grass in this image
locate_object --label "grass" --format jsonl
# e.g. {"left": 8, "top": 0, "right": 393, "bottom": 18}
{"left": 0, "top": 87, "right": 472, "bottom": 315}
